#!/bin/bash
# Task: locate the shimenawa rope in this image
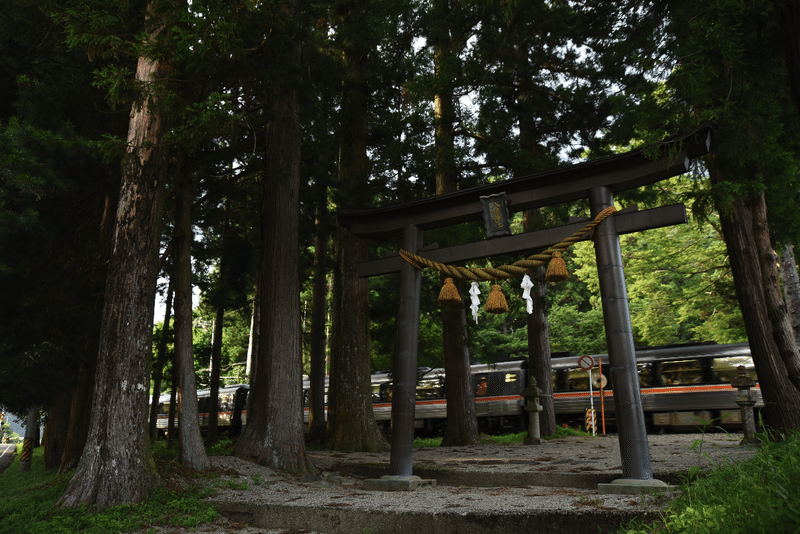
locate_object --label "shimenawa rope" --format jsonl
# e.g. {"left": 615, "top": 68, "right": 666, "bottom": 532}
{"left": 398, "top": 206, "right": 617, "bottom": 283}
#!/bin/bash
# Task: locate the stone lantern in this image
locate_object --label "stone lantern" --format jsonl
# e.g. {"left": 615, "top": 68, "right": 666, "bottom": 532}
{"left": 522, "top": 376, "right": 545, "bottom": 445}
{"left": 731, "top": 365, "right": 759, "bottom": 445}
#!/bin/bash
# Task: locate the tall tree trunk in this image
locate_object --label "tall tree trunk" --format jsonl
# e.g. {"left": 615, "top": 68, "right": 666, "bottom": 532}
{"left": 709, "top": 166, "right": 800, "bottom": 431}
{"left": 522, "top": 210, "right": 557, "bottom": 438}
{"left": 779, "top": 243, "right": 800, "bottom": 336}
{"left": 246, "top": 272, "right": 261, "bottom": 386}
{"left": 234, "top": 32, "right": 310, "bottom": 472}
{"left": 329, "top": 227, "right": 388, "bottom": 451}
{"left": 206, "top": 200, "right": 230, "bottom": 446}
{"left": 206, "top": 307, "right": 223, "bottom": 445}
{"left": 308, "top": 196, "right": 328, "bottom": 443}
{"left": 439, "top": 285, "right": 479, "bottom": 445}
{"left": 173, "top": 157, "right": 210, "bottom": 470}
{"left": 327, "top": 0, "right": 388, "bottom": 452}
{"left": 58, "top": 13, "right": 166, "bottom": 504}
{"left": 433, "top": 0, "right": 480, "bottom": 446}
{"left": 166, "top": 354, "right": 178, "bottom": 449}
{"left": 526, "top": 264, "right": 557, "bottom": 437}
{"left": 752, "top": 193, "right": 800, "bottom": 391}
{"left": 150, "top": 281, "right": 173, "bottom": 441}
{"left": 44, "top": 389, "right": 71, "bottom": 471}
{"left": 58, "top": 358, "right": 96, "bottom": 473}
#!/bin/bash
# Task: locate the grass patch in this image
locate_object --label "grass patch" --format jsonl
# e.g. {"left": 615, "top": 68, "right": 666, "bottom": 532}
{"left": 618, "top": 431, "right": 800, "bottom": 534}
{"left": 0, "top": 445, "right": 219, "bottom": 534}
{"left": 413, "top": 436, "right": 443, "bottom": 448}
{"left": 544, "top": 425, "right": 594, "bottom": 440}
{"left": 413, "top": 427, "right": 593, "bottom": 448}
{"left": 206, "top": 437, "right": 235, "bottom": 456}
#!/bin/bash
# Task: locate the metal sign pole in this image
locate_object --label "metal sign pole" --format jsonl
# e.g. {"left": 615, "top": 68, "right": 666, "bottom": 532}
{"left": 599, "top": 359, "right": 606, "bottom": 435}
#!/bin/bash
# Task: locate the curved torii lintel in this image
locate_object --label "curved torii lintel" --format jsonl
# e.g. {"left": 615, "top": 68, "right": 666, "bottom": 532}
{"left": 337, "top": 129, "right": 710, "bottom": 240}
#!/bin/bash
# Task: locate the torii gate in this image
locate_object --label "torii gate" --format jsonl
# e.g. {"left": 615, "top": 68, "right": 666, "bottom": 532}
{"left": 337, "top": 130, "right": 710, "bottom": 493}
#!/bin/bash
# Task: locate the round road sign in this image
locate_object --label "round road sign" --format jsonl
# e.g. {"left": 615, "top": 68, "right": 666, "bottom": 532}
{"left": 578, "top": 355, "right": 594, "bottom": 370}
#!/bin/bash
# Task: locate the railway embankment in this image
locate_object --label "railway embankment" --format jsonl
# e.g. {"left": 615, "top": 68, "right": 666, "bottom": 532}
{"left": 196, "top": 433, "right": 757, "bottom": 534}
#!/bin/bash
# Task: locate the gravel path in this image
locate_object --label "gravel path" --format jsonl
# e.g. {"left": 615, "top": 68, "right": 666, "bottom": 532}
{"left": 133, "top": 433, "right": 757, "bottom": 534}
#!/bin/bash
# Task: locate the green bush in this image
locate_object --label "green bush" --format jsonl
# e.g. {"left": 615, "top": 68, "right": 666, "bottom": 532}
{"left": 619, "top": 431, "right": 800, "bottom": 534}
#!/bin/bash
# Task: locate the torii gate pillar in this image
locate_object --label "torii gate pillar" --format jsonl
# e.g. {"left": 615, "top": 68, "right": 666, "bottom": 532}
{"left": 590, "top": 186, "right": 667, "bottom": 493}
{"left": 389, "top": 225, "right": 423, "bottom": 477}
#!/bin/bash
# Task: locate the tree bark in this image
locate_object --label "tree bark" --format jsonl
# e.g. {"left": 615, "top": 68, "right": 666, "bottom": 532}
{"left": 233, "top": 33, "right": 310, "bottom": 471}
{"left": 246, "top": 272, "right": 260, "bottom": 386}
{"left": 520, "top": 210, "right": 557, "bottom": 438}
{"left": 327, "top": 0, "right": 389, "bottom": 452}
{"left": 58, "top": 359, "right": 96, "bottom": 473}
{"left": 206, "top": 200, "right": 229, "bottom": 446}
{"left": 173, "top": 156, "right": 210, "bottom": 471}
{"left": 166, "top": 353, "right": 178, "bottom": 449}
{"left": 329, "top": 226, "right": 388, "bottom": 451}
{"left": 752, "top": 193, "right": 800, "bottom": 392}
{"left": 44, "top": 389, "right": 71, "bottom": 471}
{"left": 440, "top": 281, "right": 480, "bottom": 446}
{"left": 308, "top": 197, "right": 329, "bottom": 443}
{"left": 526, "top": 264, "right": 557, "bottom": 437}
{"left": 433, "top": 0, "right": 480, "bottom": 447}
{"left": 779, "top": 243, "right": 800, "bottom": 336}
{"left": 709, "top": 166, "right": 800, "bottom": 431}
{"left": 58, "top": 20, "right": 166, "bottom": 506}
{"left": 207, "top": 304, "right": 223, "bottom": 445}
{"left": 149, "top": 281, "right": 173, "bottom": 441}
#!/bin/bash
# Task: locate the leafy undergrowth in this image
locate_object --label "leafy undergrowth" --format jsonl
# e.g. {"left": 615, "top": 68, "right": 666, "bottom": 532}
{"left": 0, "top": 443, "right": 220, "bottom": 534}
{"left": 618, "top": 431, "right": 800, "bottom": 534}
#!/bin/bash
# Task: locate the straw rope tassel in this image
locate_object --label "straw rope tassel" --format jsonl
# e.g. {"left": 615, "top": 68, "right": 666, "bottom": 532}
{"left": 438, "top": 277, "right": 461, "bottom": 305}
{"left": 545, "top": 251, "right": 568, "bottom": 282}
{"left": 485, "top": 284, "right": 509, "bottom": 314}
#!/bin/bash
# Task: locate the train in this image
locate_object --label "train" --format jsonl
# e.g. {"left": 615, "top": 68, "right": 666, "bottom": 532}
{"left": 153, "top": 340, "right": 761, "bottom": 437}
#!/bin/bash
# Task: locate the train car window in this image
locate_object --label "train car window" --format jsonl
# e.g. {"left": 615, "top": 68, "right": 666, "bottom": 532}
{"left": 565, "top": 369, "right": 591, "bottom": 391}
{"left": 552, "top": 370, "right": 566, "bottom": 392}
{"left": 502, "top": 373, "right": 521, "bottom": 395}
{"left": 371, "top": 384, "right": 383, "bottom": 402}
{"left": 487, "top": 374, "right": 504, "bottom": 396}
{"left": 220, "top": 394, "right": 233, "bottom": 412}
{"left": 713, "top": 357, "right": 757, "bottom": 383}
{"left": 475, "top": 375, "right": 488, "bottom": 396}
{"left": 416, "top": 379, "right": 441, "bottom": 399}
{"left": 660, "top": 359, "right": 703, "bottom": 386}
{"left": 638, "top": 363, "right": 652, "bottom": 387}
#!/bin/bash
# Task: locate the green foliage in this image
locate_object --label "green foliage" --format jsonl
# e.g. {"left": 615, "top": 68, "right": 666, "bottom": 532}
{"left": 618, "top": 431, "right": 800, "bottom": 534}
{"left": 0, "top": 447, "right": 219, "bottom": 534}
{"left": 207, "top": 437, "right": 235, "bottom": 457}
{"left": 547, "top": 304, "right": 608, "bottom": 356}
{"left": 569, "top": 188, "right": 744, "bottom": 348}
{"left": 610, "top": 0, "right": 800, "bottom": 244}
{"left": 0, "top": 422, "right": 21, "bottom": 444}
